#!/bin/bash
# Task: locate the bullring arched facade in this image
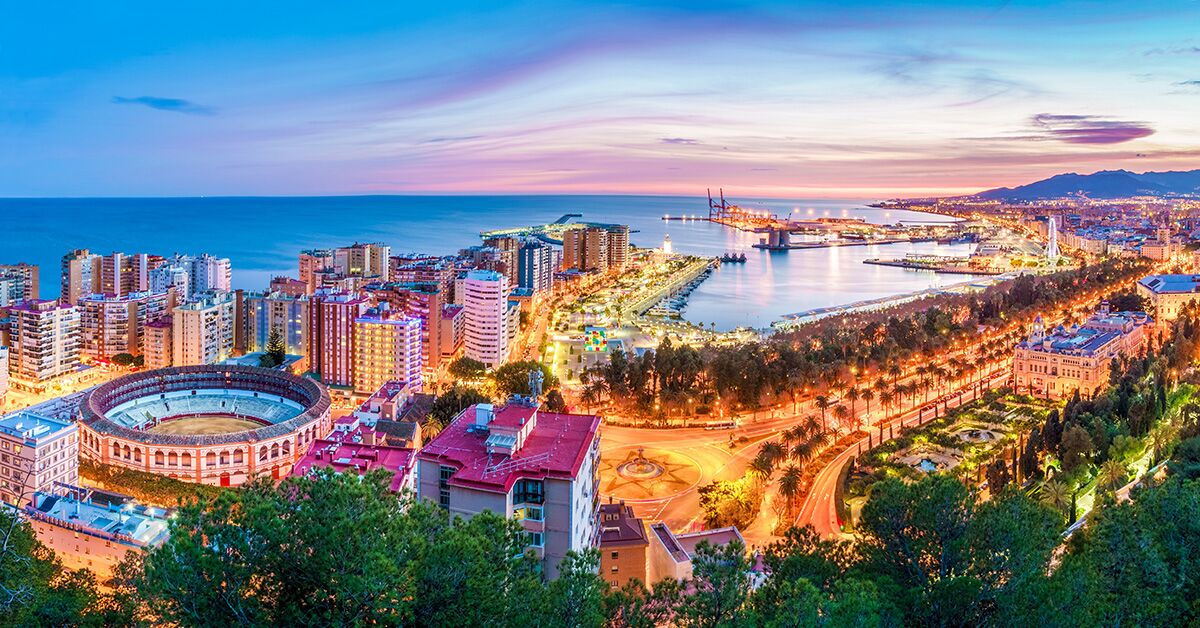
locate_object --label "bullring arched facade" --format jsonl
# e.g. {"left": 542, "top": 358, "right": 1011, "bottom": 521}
{"left": 78, "top": 366, "right": 332, "bottom": 486}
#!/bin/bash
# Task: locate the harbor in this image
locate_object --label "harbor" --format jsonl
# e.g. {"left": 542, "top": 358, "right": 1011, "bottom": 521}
{"left": 863, "top": 253, "right": 1007, "bottom": 275}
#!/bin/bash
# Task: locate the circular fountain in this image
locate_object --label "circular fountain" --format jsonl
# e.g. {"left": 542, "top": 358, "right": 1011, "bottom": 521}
{"left": 616, "top": 447, "right": 665, "bottom": 479}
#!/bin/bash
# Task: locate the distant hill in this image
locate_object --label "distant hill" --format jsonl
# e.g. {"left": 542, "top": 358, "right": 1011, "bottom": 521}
{"left": 977, "top": 169, "right": 1200, "bottom": 201}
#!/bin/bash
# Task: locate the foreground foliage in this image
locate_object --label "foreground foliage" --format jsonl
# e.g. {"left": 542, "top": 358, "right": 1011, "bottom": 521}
{"left": 8, "top": 459, "right": 1200, "bottom": 627}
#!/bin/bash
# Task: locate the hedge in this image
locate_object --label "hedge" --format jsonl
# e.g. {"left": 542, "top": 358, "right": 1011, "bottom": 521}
{"left": 79, "top": 458, "right": 227, "bottom": 508}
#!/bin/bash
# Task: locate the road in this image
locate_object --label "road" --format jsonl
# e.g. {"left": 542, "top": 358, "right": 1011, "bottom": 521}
{"left": 795, "top": 369, "right": 1011, "bottom": 538}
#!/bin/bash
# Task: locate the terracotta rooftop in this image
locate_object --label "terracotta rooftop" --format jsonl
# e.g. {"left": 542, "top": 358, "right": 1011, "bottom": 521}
{"left": 292, "top": 418, "right": 415, "bottom": 492}
{"left": 416, "top": 403, "right": 600, "bottom": 493}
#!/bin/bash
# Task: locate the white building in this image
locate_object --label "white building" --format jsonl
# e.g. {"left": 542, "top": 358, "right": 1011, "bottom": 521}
{"left": 1137, "top": 274, "right": 1200, "bottom": 322}
{"left": 0, "top": 347, "right": 8, "bottom": 406}
{"left": 172, "top": 293, "right": 236, "bottom": 366}
{"left": 155, "top": 254, "right": 232, "bottom": 300}
{"left": 148, "top": 264, "right": 191, "bottom": 299}
{"left": 462, "top": 269, "right": 510, "bottom": 368}
{"left": 0, "top": 411, "right": 79, "bottom": 506}
{"left": 10, "top": 300, "right": 81, "bottom": 383}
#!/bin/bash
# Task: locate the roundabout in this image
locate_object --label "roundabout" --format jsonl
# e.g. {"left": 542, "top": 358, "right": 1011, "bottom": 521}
{"left": 599, "top": 445, "right": 704, "bottom": 502}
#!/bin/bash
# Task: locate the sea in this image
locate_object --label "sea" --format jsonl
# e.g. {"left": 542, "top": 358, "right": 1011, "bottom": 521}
{"left": 0, "top": 195, "right": 981, "bottom": 331}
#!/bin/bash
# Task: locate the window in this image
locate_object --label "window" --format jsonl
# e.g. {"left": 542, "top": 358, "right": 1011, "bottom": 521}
{"left": 525, "top": 532, "right": 544, "bottom": 547}
{"left": 611, "top": 566, "right": 619, "bottom": 573}
{"left": 439, "top": 465, "right": 455, "bottom": 509}
{"left": 512, "top": 479, "right": 544, "bottom": 505}
{"left": 611, "top": 551, "right": 619, "bottom": 560}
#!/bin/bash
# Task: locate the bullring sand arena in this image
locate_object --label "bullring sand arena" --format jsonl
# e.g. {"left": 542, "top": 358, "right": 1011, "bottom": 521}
{"left": 146, "top": 416, "right": 265, "bottom": 435}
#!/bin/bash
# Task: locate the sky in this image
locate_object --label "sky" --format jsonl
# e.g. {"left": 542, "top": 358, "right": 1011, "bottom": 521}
{"left": 2, "top": 0, "right": 1198, "bottom": 198}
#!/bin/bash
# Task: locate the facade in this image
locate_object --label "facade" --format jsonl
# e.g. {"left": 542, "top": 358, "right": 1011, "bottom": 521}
{"left": 268, "top": 276, "right": 309, "bottom": 297}
{"left": 79, "top": 290, "right": 176, "bottom": 360}
{"left": 334, "top": 242, "right": 391, "bottom": 282}
{"left": 0, "top": 347, "right": 8, "bottom": 405}
{"left": 518, "top": 241, "right": 555, "bottom": 294}
{"left": 392, "top": 258, "right": 456, "bottom": 296}
{"left": 307, "top": 290, "right": 368, "bottom": 387}
{"left": 1013, "top": 306, "right": 1151, "bottom": 400}
{"left": 647, "top": 525, "right": 746, "bottom": 583}
{"left": 605, "top": 225, "right": 631, "bottom": 269}
{"left": 353, "top": 310, "right": 423, "bottom": 395}
{"left": 598, "top": 500, "right": 650, "bottom": 588}
{"left": 290, "top": 415, "right": 417, "bottom": 493}
{"left": 0, "top": 411, "right": 79, "bottom": 506}
{"left": 172, "top": 293, "right": 236, "bottom": 366}
{"left": 61, "top": 249, "right": 102, "bottom": 306}
{"left": 416, "top": 401, "right": 602, "bottom": 579}
{"left": 25, "top": 490, "right": 170, "bottom": 578}
{"left": 190, "top": 254, "right": 233, "bottom": 294}
{"left": 77, "top": 366, "right": 332, "bottom": 486}
{"left": 561, "top": 225, "right": 630, "bottom": 273}
{"left": 151, "top": 254, "right": 232, "bottom": 300}
{"left": 10, "top": 300, "right": 81, "bottom": 382}
{"left": 0, "top": 263, "right": 39, "bottom": 306}
{"left": 1137, "top": 274, "right": 1200, "bottom": 322}
{"left": 144, "top": 316, "right": 173, "bottom": 370}
{"left": 365, "top": 281, "right": 453, "bottom": 378}
{"left": 99, "top": 252, "right": 161, "bottom": 298}
{"left": 245, "top": 291, "right": 309, "bottom": 355}
{"left": 148, "top": 264, "right": 191, "bottom": 300}
{"left": 299, "top": 249, "right": 334, "bottom": 292}
{"left": 462, "top": 269, "right": 510, "bottom": 369}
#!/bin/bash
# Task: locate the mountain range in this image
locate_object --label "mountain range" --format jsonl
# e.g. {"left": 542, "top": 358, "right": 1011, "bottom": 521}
{"left": 976, "top": 169, "right": 1200, "bottom": 201}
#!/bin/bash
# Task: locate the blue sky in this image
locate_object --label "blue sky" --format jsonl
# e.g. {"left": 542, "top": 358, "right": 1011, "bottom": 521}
{"left": 2, "top": 1, "right": 1198, "bottom": 197}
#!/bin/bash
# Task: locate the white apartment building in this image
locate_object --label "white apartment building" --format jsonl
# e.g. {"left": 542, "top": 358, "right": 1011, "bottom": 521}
{"left": 172, "top": 293, "right": 236, "bottom": 366}
{"left": 0, "top": 411, "right": 79, "bottom": 506}
{"left": 10, "top": 300, "right": 81, "bottom": 383}
{"left": 462, "top": 269, "right": 510, "bottom": 368}
{"left": 0, "top": 347, "right": 9, "bottom": 405}
{"left": 153, "top": 254, "right": 232, "bottom": 300}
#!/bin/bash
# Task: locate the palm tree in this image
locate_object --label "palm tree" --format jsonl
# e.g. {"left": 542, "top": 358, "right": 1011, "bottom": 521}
{"left": 815, "top": 395, "right": 832, "bottom": 433}
{"left": 880, "top": 391, "right": 895, "bottom": 422}
{"left": 422, "top": 417, "right": 447, "bottom": 441}
{"left": 1040, "top": 479, "right": 1071, "bottom": 519}
{"left": 833, "top": 404, "right": 851, "bottom": 433}
{"left": 791, "top": 440, "right": 816, "bottom": 465}
{"left": 1098, "top": 459, "right": 1128, "bottom": 492}
{"left": 778, "top": 466, "right": 803, "bottom": 517}
{"left": 749, "top": 454, "right": 774, "bottom": 486}
{"left": 760, "top": 441, "right": 786, "bottom": 467}
{"left": 801, "top": 416, "right": 821, "bottom": 440}
{"left": 861, "top": 388, "right": 875, "bottom": 420}
{"left": 887, "top": 364, "right": 902, "bottom": 388}
{"left": 846, "top": 387, "right": 860, "bottom": 420}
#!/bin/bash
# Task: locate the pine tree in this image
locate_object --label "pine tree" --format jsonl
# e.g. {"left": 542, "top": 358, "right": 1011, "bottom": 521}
{"left": 265, "top": 326, "right": 287, "bottom": 368}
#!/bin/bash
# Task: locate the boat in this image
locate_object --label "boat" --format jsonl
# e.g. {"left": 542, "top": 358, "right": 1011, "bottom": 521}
{"left": 720, "top": 252, "right": 747, "bottom": 263}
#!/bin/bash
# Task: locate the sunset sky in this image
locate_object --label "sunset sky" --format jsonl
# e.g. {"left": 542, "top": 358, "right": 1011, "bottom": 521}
{"left": 3, "top": 1, "right": 1198, "bottom": 198}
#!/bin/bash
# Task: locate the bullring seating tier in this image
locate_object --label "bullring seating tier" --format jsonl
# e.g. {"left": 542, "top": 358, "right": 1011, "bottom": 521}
{"left": 105, "top": 389, "right": 305, "bottom": 431}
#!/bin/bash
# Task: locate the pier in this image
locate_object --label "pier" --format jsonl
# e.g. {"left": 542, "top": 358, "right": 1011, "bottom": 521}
{"left": 863, "top": 254, "right": 1005, "bottom": 275}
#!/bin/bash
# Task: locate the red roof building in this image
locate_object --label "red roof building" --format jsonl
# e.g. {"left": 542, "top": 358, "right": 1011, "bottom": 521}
{"left": 291, "top": 415, "right": 416, "bottom": 493}
{"left": 415, "top": 401, "right": 602, "bottom": 579}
